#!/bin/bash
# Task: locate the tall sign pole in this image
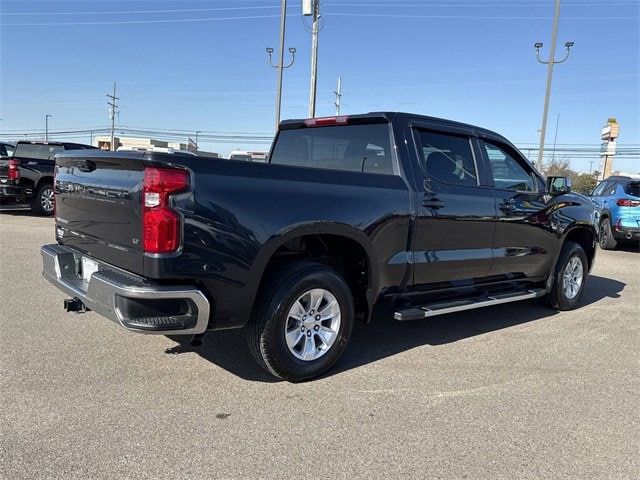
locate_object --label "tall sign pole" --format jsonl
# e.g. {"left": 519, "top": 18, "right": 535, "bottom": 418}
{"left": 600, "top": 118, "right": 620, "bottom": 180}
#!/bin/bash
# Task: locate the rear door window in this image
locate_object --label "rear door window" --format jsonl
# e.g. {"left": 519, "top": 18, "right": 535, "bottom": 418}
{"left": 270, "top": 124, "right": 395, "bottom": 175}
{"left": 413, "top": 129, "right": 478, "bottom": 187}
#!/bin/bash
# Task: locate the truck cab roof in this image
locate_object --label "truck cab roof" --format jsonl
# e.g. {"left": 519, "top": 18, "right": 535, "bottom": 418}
{"left": 281, "top": 111, "right": 514, "bottom": 144}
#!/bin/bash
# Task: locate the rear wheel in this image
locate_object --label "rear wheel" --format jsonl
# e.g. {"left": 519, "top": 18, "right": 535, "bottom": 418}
{"left": 30, "top": 183, "right": 54, "bottom": 216}
{"left": 598, "top": 217, "right": 617, "bottom": 250}
{"left": 247, "top": 262, "right": 354, "bottom": 382}
{"left": 545, "top": 241, "right": 588, "bottom": 311}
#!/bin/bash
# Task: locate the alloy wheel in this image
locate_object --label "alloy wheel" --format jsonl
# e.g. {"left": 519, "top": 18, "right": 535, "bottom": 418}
{"left": 562, "top": 256, "right": 584, "bottom": 299}
{"left": 284, "top": 288, "right": 341, "bottom": 361}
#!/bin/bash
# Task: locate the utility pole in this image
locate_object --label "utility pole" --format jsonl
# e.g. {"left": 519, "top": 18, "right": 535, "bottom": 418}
{"left": 107, "top": 82, "right": 119, "bottom": 151}
{"left": 589, "top": 160, "right": 594, "bottom": 174}
{"left": 45, "top": 114, "right": 52, "bottom": 141}
{"left": 195, "top": 130, "right": 202, "bottom": 152}
{"left": 304, "top": 0, "right": 320, "bottom": 118}
{"left": 266, "top": 0, "right": 296, "bottom": 132}
{"left": 333, "top": 76, "right": 342, "bottom": 115}
{"left": 534, "top": 0, "right": 574, "bottom": 172}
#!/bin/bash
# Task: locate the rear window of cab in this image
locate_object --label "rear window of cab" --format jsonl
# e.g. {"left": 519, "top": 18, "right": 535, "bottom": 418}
{"left": 270, "top": 124, "right": 395, "bottom": 175}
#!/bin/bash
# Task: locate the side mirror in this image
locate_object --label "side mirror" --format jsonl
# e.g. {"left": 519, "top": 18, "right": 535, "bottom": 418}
{"left": 547, "top": 176, "right": 572, "bottom": 195}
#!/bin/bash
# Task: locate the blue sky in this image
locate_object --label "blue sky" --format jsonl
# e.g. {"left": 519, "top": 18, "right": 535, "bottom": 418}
{"left": 1, "top": 0, "right": 638, "bottom": 171}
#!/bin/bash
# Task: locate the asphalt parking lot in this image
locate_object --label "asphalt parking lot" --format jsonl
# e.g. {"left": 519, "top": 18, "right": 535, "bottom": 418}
{"left": 1, "top": 210, "right": 638, "bottom": 479}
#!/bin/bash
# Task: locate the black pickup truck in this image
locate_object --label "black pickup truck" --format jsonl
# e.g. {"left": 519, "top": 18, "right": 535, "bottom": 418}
{"left": 0, "top": 140, "right": 96, "bottom": 215}
{"left": 41, "top": 112, "right": 597, "bottom": 381}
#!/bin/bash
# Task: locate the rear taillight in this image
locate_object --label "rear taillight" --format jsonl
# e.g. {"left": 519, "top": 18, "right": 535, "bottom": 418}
{"left": 616, "top": 198, "right": 640, "bottom": 207}
{"left": 7, "top": 159, "right": 20, "bottom": 181}
{"left": 142, "top": 167, "right": 190, "bottom": 254}
{"left": 304, "top": 115, "right": 349, "bottom": 127}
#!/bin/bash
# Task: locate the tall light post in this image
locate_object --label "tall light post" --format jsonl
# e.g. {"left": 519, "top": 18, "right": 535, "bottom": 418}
{"left": 45, "top": 114, "right": 52, "bottom": 141}
{"left": 195, "top": 130, "right": 202, "bottom": 152}
{"left": 266, "top": 0, "right": 296, "bottom": 132}
{"left": 533, "top": 0, "right": 574, "bottom": 173}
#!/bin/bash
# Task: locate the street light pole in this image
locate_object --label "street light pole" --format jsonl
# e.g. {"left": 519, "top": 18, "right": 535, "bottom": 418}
{"left": 265, "top": 0, "right": 297, "bottom": 132}
{"left": 534, "top": 0, "right": 574, "bottom": 173}
{"left": 195, "top": 130, "right": 202, "bottom": 152}
{"left": 45, "top": 114, "right": 52, "bottom": 141}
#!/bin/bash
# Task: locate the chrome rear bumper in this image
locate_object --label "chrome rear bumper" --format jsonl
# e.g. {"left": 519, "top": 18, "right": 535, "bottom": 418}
{"left": 41, "top": 244, "right": 210, "bottom": 335}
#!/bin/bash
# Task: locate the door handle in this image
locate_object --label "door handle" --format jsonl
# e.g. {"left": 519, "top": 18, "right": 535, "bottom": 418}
{"left": 422, "top": 197, "right": 445, "bottom": 209}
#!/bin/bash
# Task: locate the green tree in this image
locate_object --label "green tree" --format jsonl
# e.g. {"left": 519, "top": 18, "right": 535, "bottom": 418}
{"left": 572, "top": 173, "right": 599, "bottom": 195}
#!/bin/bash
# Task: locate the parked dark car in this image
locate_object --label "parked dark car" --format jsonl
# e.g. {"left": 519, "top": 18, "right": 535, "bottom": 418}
{"left": 590, "top": 175, "right": 640, "bottom": 249}
{"left": 0, "top": 140, "right": 97, "bottom": 215}
{"left": 41, "top": 112, "right": 597, "bottom": 381}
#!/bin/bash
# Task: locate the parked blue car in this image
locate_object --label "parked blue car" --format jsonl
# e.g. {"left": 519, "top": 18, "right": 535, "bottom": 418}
{"left": 591, "top": 175, "right": 640, "bottom": 249}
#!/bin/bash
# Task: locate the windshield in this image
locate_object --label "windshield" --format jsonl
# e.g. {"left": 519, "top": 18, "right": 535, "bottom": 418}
{"left": 14, "top": 143, "right": 64, "bottom": 160}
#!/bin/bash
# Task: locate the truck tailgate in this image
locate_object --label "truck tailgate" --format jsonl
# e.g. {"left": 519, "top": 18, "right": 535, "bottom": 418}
{"left": 55, "top": 151, "right": 146, "bottom": 273}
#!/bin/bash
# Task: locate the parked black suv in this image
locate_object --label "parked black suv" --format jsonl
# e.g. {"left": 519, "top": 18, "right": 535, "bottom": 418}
{"left": 41, "top": 112, "right": 597, "bottom": 381}
{"left": 0, "top": 141, "right": 96, "bottom": 215}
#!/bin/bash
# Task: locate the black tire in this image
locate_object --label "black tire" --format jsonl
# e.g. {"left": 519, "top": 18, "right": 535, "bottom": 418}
{"left": 544, "top": 241, "right": 588, "bottom": 311}
{"left": 598, "top": 217, "right": 617, "bottom": 250}
{"left": 247, "top": 262, "right": 354, "bottom": 382}
{"left": 30, "top": 183, "right": 54, "bottom": 216}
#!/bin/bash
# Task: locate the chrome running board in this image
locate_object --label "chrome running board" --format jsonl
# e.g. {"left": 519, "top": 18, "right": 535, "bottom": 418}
{"left": 394, "top": 289, "right": 546, "bottom": 321}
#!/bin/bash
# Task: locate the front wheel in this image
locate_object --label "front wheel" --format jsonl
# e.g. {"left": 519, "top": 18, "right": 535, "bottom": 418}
{"left": 30, "top": 183, "right": 54, "bottom": 216}
{"left": 247, "top": 262, "right": 354, "bottom": 382}
{"left": 544, "top": 241, "right": 588, "bottom": 311}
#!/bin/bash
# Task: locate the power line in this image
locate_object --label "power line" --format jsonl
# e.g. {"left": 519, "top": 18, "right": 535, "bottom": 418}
{"left": 328, "top": 2, "right": 639, "bottom": 6}
{"left": 4, "top": 11, "right": 638, "bottom": 26}
{"left": 1, "top": 6, "right": 280, "bottom": 15}
{"left": 325, "top": 12, "right": 638, "bottom": 20}
{"left": 1, "top": 14, "right": 282, "bottom": 26}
